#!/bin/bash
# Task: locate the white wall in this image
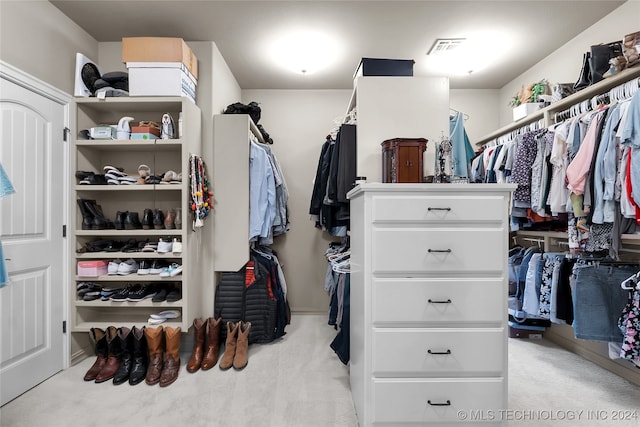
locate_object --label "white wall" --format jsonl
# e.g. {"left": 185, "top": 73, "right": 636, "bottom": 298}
{"left": 497, "top": 0, "right": 640, "bottom": 127}
{"left": 241, "top": 89, "right": 352, "bottom": 312}
{"left": 450, "top": 89, "right": 500, "bottom": 143}
{"left": 0, "top": 0, "right": 98, "bottom": 94}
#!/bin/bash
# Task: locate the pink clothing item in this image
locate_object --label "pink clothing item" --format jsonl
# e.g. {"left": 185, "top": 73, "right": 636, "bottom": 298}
{"left": 565, "top": 113, "right": 601, "bottom": 195}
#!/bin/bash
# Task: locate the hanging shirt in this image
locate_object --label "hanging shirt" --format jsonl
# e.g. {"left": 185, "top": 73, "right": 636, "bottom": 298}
{"left": 548, "top": 122, "right": 569, "bottom": 215}
{"left": 249, "top": 141, "right": 276, "bottom": 242}
{"left": 621, "top": 91, "right": 640, "bottom": 206}
{"left": 450, "top": 112, "right": 475, "bottom": 178}
{"left": 566, "top": 111, "right": 602, "bottom": 196}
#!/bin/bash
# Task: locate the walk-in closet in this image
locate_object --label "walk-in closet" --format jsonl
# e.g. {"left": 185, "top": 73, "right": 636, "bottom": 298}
{"left": 1, "top": 1, "right": 640, "bottom": 427}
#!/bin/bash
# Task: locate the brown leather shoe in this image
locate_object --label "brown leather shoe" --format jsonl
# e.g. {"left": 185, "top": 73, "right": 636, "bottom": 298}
{"left": 83, "top": 327, "right": 107, "bottom": 381}
{"left": 186, "top": 318, "right": 206, "bottom": 373}
{"left": 201, "top": 317, "right": 222, "bottom": 370}
{"left": 145, "top": 326, "right": 164, "bottom": 385}
{"left": 95, "top": 326, "right": 124, "bottom": 383}
{"left": 219, "top": 321, "right": 239, "bottom": 370}
{"left": 164, "top": 208, "right": 176, "bottom": 229}
{"left": 233, "top": 321, "right": 251, "bottom": 370}
{"left": 160, "top": 326, "right": 181, "bottom": 387}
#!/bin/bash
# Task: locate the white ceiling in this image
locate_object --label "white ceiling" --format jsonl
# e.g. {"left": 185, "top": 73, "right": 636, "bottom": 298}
{"left": 49, "top": 0, "right": 626, "bottom": 90}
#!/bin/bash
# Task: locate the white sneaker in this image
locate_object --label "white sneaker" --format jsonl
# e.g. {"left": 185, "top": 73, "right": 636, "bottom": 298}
{"left": 117, "top": 258, "right": 139, "bottom": 275}
{"left": 172, "top": 238, "right": 182, "bottom": 254}
{"left": 157, "top": 238, "right": 173, "bottom": 253}
{"left": 107, "top": 259, "right": 121, "bottom": 275}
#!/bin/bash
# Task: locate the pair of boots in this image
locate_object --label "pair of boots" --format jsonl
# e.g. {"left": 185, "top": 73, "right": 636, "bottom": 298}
{"left": 219, "top": 321, "right": 251, "bottom": 371}
{"left": 77, "top": 199, "right": 114, "bottom": 230}
{"left": 145, "top": 326, "right": 181, "bottom": 387}
{"left": 187, "top": 317, "right": 222, "bottom": 372}
{"left": 83, "top": 326, "right": 147, "bottom": 385}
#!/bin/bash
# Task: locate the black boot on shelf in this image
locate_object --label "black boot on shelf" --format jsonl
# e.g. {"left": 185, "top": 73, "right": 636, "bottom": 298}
{"left": 114, "top": 211, "right": 127, "bottom": 230}
{"left": 80, "top": 199, "right": 108, "bottom": 230}
{"left": 153, "top": 209, "right": 165, "bottom": 230}
{"left": 94, "top": 203, "right": 115, "bottom": 229}
{"left": 142, "top": 208, "right": 154, "bottom": 230}
{"left": 77, "top": 199, "right": 94, "bottom": 230}
{"left": 124, "top": 212, "right": 143, "bottom": 230}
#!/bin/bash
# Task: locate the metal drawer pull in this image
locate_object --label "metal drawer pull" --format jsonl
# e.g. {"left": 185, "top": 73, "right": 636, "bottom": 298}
{"left": 427, "top": 349, "right": 452, "bottom": 355}
{"left": 427, "top": 207, "right": 451, "bottom": 211}
{"left": 427, "top": 400, "right": 451, "bottom": 406}
{"left": 428, "top": 249, "right": 451, "bottom": 253}
{"left": 428, "top": 298, "right": 452, "bottom": 304}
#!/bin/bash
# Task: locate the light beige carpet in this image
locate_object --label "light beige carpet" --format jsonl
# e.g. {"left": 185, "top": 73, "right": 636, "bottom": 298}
{"left": 2, "top": 315, "right": 639, "bottom": 427}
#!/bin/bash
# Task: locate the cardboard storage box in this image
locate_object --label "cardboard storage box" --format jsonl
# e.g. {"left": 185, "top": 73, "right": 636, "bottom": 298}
{"left": 122, "top": 37, "right": 198, "bottom": 79}
{"left": 131, "top": 125, "right": 161, "bottom": 137}
{"left": 354, "top": 57, "right": 414, "bottom": 80}
{"left": 77, "top": 260, "right": 108, "bottom": 277}
{"left": 127, "top": 62, "right": 197, "bottom": 101}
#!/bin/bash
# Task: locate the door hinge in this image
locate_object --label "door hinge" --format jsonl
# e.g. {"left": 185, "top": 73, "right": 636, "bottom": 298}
{"left": 63, "top": 127, "right": 70, "bottom": 142}
{"left": 62, "top": 320, "right": 67, "bottom": 333}
{"left": 62, "top": 224, "right": 67, "bottom": 237}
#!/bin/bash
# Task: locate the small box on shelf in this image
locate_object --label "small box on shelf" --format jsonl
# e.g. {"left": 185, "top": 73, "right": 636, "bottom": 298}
{"left": 512, "top": 102, "right": 543, "bottom": 121}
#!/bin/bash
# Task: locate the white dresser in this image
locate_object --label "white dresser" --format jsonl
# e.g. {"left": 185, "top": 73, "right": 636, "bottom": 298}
{"left": 347, "top": 183, "right": 516, "bottom": 426}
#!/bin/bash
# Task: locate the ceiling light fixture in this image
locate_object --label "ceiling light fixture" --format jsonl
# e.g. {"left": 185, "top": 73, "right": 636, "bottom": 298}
{"left": 270, "top": 30, "right": 339, "bottom": 76}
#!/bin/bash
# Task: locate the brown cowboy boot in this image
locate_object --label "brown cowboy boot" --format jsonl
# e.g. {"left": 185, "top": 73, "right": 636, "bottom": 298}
{"left": 233, "top": 321, "right": 251, "bottom": 370}
{"left": 160, "top": 326, "right": 181, "bottom": 387}
{"left": 144, "top": 326, "right": 164, "bottom": 385}
{"left": 83, "top": 327, "right": 107, "bottom": 381}
{"left": 201, "top": 317, "right": 222, "bottom": 370}
{"left": 186, "top": 318, "right": 206, "bottom": 373}
{"left": 94, "top": 326, "right": 124, "bottom": 383}
{"left": 219, "top": 321, "right": 239, "bottom": 370}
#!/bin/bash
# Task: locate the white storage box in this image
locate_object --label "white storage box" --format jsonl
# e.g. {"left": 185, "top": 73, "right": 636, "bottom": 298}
{"left": 127, "top": 62, "right": 197, "bottom": 101}
{"left": 512, "top": 102, "right": 542, "bottom": 121}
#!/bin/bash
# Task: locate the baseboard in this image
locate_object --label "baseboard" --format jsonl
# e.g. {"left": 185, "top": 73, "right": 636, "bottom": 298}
{"left": 70, "top": 349, "right": 89, "bottom": 367}
{"left": 545, "top": 323, "right": 640, "bottom": 386}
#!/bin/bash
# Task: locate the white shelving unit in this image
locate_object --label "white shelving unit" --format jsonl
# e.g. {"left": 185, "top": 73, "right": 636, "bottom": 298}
{"left": 71, "top": 97, "right": 203, "bottom": 339}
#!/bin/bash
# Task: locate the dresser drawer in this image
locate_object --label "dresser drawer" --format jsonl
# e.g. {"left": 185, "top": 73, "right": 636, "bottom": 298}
{"left": 372, "top": 328, "right": 504, "bottom": 376}
{"left": 372, "top": 278, "right": 504, "bottom": 324}
{"left": 373, "top": 228, "right": 505, "bottom": 274}
{"left": 372, "top": 195, "right": 505, "bottom": 223}
{"left": 372, "top": 378, "right": 505, "bottom": 424}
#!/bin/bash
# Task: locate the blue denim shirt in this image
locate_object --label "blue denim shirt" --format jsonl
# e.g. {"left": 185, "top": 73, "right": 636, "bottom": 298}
{"left": 621, "top": 91, "right": 640, "bottom": 205}
{"left": 249, "top": 142, "right": 276, "bottom": 242}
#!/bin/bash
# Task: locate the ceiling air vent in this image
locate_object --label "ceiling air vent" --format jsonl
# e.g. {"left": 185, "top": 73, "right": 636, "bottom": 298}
{"left": 428, "top": 38, "right": 466, "bottom": 55}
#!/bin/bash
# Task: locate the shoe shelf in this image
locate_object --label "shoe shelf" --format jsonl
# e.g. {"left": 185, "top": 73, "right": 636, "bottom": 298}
{"left": 71, "top": 320, "right": 182, "bottom": 333}
{"left": 74, "top": 185, "right": 182, "bottom": 192}
{"left": 76, "top": 140, "right": 183, "bottom": 152}
{"left": 75, "top": 299, "right": 181, "bottom": 306}
{"left": 76, "top": 252, "right": 181, "bottom": 259}
{"left": 75, "top": 275, "right": 183, "bottom": 282}
{"left": 71, "top": 96, "right": 203, "bottom": 342}
{"left": 74, "top": 230, "right": 183, "bottom": 237}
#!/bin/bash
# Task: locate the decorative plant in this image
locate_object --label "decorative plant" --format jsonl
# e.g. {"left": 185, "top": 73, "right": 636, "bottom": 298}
{"left": 510, "top": 79, "right": 549, "bottom": 107}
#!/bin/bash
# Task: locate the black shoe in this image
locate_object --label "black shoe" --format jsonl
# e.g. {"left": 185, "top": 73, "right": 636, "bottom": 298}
{"left": 125, "top": 212, "right": 143, "bottom": 230}
{"left": 127, "top": 284, "right": 156, "bottom": 302}
{"left": 166, "top": 286, "right": 182, "bottom": 302}
{"left": 110, "top": 285, "right": 134, "bottom": 302}
{"left": 142, "top": 209, "right": 153, "bottom": 230}
{"left": 153, "top": 209, "right": 165, "bottom": 230}
{"left": 77, "top": 199, "right": 95, "bottom": 230}
{"left": 152, "top": 283, "right": 170, "bottom": 302}
{"left": 114, "top": 211, "right": 127, "bottom": 230}
{"left": 129, "top": 326, "right": 147, "bottom": 386}
{"left": 112, "top": 327, "right": 133, "bottom": 385}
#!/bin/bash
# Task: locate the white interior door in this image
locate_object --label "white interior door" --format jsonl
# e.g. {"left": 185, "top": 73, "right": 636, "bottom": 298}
{"left": 0, "top": 72, "right": 66, "bottom": 405}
